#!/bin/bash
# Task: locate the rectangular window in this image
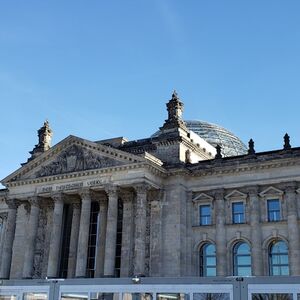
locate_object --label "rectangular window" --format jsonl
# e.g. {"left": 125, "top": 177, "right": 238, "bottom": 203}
{"left": 267, "top": 199, "right": 280, "bottom": 222}
{"left": 232, "top": 202, "right": 245, "bottom": 224}
{"left": 199, "top": 205, "right": 211, "bottom": 226}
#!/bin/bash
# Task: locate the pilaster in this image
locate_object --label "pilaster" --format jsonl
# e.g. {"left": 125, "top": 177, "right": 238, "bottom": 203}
{"left": 133, "top": 184, "right": 149, "bottom": 276}
{"left": 120, "top": 190, "right": 134, "bottom": 277}
{"left": 75, "top": 189, "right": 92, "bottom": 277}
{"left": 214, "top": 189, "right": 227, "bottom": 276}
{"left": 10, "top": 201, "right": 28, "bottom": 279}
{"left": 247, "top": 186, "right": 263, "bottom": 276}
{"left": 67, "top": 201, "right": 81, "bottom": 278}
{"left": 47, "top": 193, "right": 64, "bottom": 278}
{"left": 95, "top": 193, "right": 108, "bottom": 277}
{"left": 23, "top": 196, "right": 41, "bottom": 278}
{"left": 285, "top": 183, "right": 300, "bottom": 275}
{"left": 103, "top": 185, "right": 118, "bottom": 276}
{"left": 0, "top": 199, "right": 17, "bottom": 279}
{"left": 149, "top": 189, "right": 163, "bottom": 277}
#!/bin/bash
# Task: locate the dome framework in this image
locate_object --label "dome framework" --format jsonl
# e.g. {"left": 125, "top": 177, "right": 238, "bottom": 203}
{"left": 185, "top": 120, "right": 247, "bottom": 157}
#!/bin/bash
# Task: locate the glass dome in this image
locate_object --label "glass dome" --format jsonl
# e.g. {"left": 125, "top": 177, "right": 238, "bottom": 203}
{"left": 185, "top": 120, "right": 247, "bottom": 157}
{"left": 152, "top": 120, "right": 247, "bottom": 157}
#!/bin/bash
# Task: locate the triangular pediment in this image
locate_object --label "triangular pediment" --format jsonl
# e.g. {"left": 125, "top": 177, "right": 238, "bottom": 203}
{"left": 2, "top": 135, "right": 146, "bottom": 184}
{"left": 225, "top": 190, "right": 247, "bottom": 200}
{"left": 259, "top": 186, "right": 284, "bottom": 197}
{"left": 192, "top": 192, "right": 214, "bottom": 203}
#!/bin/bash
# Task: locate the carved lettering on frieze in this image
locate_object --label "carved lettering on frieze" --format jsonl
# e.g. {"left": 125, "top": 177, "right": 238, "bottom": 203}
{"left": 35, "top": 144, "right": 124, "bottom": 177}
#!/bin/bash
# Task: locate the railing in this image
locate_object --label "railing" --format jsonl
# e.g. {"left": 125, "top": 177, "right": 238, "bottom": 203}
{"left": 0, "top": 277, "right": 300, "bottom": 300}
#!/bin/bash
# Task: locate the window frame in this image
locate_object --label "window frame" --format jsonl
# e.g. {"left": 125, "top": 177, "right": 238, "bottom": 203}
{"left": 199, "top": 204, "right": 211, "bottom": 226}
{"left": 232, "top": 201, "right": 245, "bottom": 224}
{"left": 267, "top": 199, "right": 281, "bottom": 222}
{"left": 200, "top": 243, "right": 216, "bottom": 277}
{"left": 268, "top": 240, "right": 289, "bottom": 276}
{"left": 232, "top": 241, "right": 252, "bottom": 276}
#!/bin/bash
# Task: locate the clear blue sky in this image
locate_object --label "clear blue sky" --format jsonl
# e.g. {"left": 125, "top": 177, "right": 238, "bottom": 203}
{"left": 1, "top": 1, "right": 300, "bottom": 184}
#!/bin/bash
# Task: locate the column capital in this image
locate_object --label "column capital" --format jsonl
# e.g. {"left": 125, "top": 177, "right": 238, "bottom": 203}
{"left": 133, "top": 183, "right": 151, "bottom": 195}
{"left": 214, "top": 188, "right": 225, "bottom": 200}
{"left": 105, "top": 185, "right": 118, "bottom": 198}
{"left": 119, "top": 190, "right": 134, "bottom": 203}
{"left": 28, "top": 196, "right": 41, "bottom": 207}
{"left": 246, "top": 185, "right": 259, "bottom": 196}
{"left": 99, "top": 195, "right": 108, "bottom": 206}
{"left": 148, "top": 189, "right": 163, "bottom": 203}
{"left": 0, "top": 211, "right": 8, "bottom": 220}
{"left": 71, "top": 201, "right": 81, "bottom": 209}
{"left": 79, "top": 188, "right": 92, "bottom": 201}
{"left": 5, "top": 198, "right": 18, "bottom": 209}
{"left": 51, "top": 192, "right": 65, "bottom": 204}
{"left": 285, "top": 182, "right": 297, "bottom": 194}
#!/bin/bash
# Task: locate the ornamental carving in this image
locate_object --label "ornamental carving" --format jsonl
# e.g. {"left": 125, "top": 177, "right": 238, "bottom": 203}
{"left": 35, "top": 144, "right": 123, "bottom": 177}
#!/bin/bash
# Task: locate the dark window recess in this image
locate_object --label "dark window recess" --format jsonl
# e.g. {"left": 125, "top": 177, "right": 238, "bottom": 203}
{"left": 59, "top": 204, "right": 73, "bottom": 278}
{"left": 114, "top": 199, "right": 123, "bottom": 277}
{"left": 86, "top": 201, "right": 100, "bottom": 278}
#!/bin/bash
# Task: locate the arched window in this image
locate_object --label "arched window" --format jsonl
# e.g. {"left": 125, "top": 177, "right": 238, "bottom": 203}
{"left": 233, "top": 242, "right": 252, "bottom": 276}
{"left": 200, "top": 243, "right": 216, "bottom": 276}
{"left": 269, "top": 240, "right": 289, "bottom": 276}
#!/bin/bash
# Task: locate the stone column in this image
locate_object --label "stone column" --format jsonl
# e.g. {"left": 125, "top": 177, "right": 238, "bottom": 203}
{"left": 133, "top": 184, "right": 148, "bottom": 276}
{"left": 47, "top": 193, "right": 64, "bottom": 278}
{"left": 0, "top": 199, "right": 17, "bottom": 279}
{"left": 0, "top": 212, "right": 7, "bottom": 272}
{"left": 285, "top": 183, "right": 300, "bottom": 275}
{"left": 95, "top": 194, "right": 108, "bottom": 277}
{"left": 23, "top": 197, "right": 40, "bottom": 278}
{"left": 215, "top": 189, "right": 227, "bottom": 276}
{"left": 120, "top": 190, "right": 134, "bottom": 277}
{"left": 103, "top": 185, "right": 118, "bottom": 276}
{"left": 75, "top": 190, "right": 92, "bottom": 277}
{"left": 10, "top": 201, "right": 28, "bottom": 279}
{"left": 149, "top": 189, "right": 163, "bottom": 277}
{"left": 248, "top": 186, "right": 263, "bottom": 276}
{"left": 67, "top": 201, "right": 81, "bottom": 278}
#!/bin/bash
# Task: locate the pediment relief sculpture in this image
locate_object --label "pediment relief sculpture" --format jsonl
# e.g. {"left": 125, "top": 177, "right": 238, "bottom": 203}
{"left": 35, "top": 144, "right": 125, "bottom": 177}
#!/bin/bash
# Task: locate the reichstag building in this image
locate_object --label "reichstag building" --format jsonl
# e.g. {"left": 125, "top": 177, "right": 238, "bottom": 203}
{"left": 1, "top": 91, "right": 300, "bottom": 283}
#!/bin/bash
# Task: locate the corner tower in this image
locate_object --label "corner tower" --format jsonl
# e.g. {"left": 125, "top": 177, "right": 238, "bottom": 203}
{"left": 28, "top": 120, "right": 53, "bottom": 161}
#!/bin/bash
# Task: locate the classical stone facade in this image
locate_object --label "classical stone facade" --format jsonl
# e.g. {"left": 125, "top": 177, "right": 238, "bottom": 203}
{"left": 1, "top": 92, "right": 300, "bottom": 280}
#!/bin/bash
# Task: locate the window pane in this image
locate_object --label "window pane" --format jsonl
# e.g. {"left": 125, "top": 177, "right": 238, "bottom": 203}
{"left": 194, "top": 293, "right": 230, "bottom": 300}
{"left": 267, "top": 199, "right": 280, "bottom": 222}
{"left": 233, "top": 242, "right": 251, "bottom": 276}
{"left": 157, "top": 294, "right": 189, "bottom": 300}
{"left": 205, "top": 244, "right": 215, "bottom": 255}
{"left": 23, "top": 294, "right": 47, "bottom": 300}
{"left": 200, "top": 205, "right": 211, "bottom": 225}
{"left": 206, "top": 268, "right": 217, "bottom": 276}
{"left": 252, "top": 294, "right": 293, "bottom": 300}
{"left": 91, "top": 294, "right": 119, "bottom": 300}
{"left": 237, "top": 256, "right": 251, "bottom": 265}
{"left": 232, "top": 202, "right": 244, "bottom": 224}
{"left": 123, "top": 294, "right": 152, "bottom": 300}
{"left": 200, "top": 243, "right": 216, "bottom": 277}
{"left": 61, "top": 293, "right": 88, "bottom": 300}
{"left": 0, "top": 296, "right": 17, "bottom": 300}
{"left": 206, "top": 257, "right": 216, "bottom": 266}
{"left": 237, "top": 243, "right": 250, "bottom": 254}
{"left": 269, "top": 240, "right": 289, "bottom": 275}
{"left": 281, "top": 266, "right": 289, "bottom": 275}
{"left": 237, "top": 266, "right": 252, "bottom": 276}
